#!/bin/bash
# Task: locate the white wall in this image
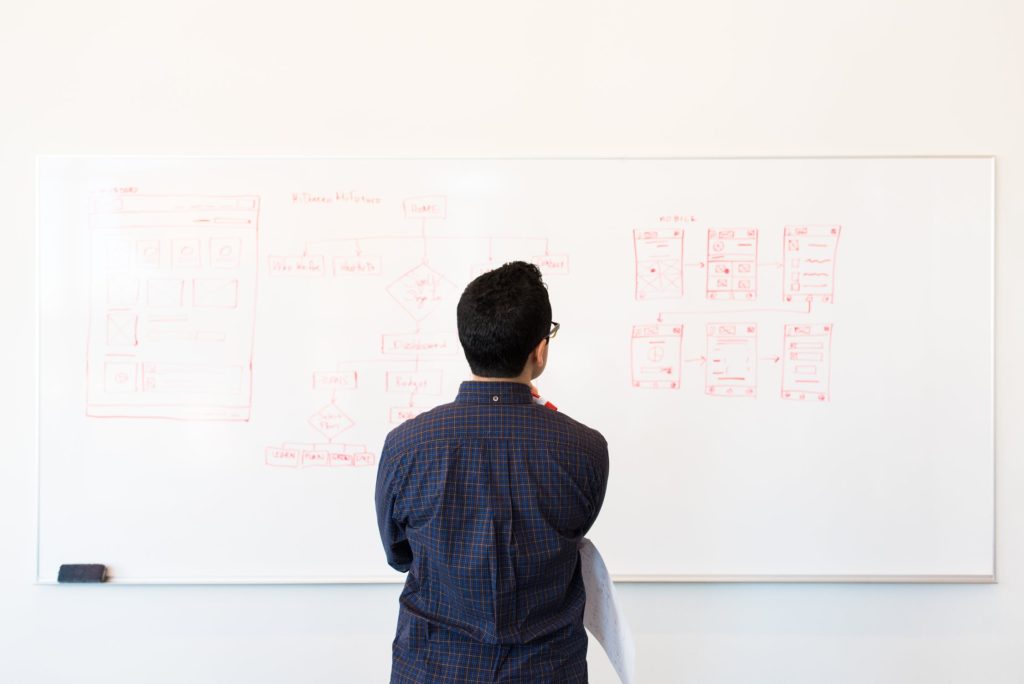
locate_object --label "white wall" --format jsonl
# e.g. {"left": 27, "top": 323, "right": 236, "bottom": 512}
{"left": 2, "top": 1, "right": 1021, "bottom": 681}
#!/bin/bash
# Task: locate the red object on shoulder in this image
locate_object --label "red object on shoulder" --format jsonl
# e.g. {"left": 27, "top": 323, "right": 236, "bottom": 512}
{"left": 530, "top": 387, "right": 559, "bottom": 411}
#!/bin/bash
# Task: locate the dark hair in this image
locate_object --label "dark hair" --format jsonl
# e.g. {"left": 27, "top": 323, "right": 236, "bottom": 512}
{"left": 457, "top": 261, "right": 552, "bottom": 378}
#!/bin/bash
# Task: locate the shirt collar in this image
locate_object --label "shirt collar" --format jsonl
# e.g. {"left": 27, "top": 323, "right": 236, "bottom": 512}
{"left": 455, "top": 381, "right": 534, "bottom": 405}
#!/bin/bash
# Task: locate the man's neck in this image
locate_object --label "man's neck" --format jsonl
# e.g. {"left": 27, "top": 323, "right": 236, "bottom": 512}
{"left": 470, "top": 373, "right": 532, "bottom": 385}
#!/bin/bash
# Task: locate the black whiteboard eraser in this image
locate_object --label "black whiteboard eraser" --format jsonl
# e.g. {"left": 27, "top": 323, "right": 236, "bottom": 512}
{"left": 57, "top": 564, "right": 108, "bottom": 583}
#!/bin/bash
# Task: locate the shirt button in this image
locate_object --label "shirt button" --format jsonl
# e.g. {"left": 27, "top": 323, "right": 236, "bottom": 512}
{"left": 492, "top": 396, "right": 500, "bottom": 402}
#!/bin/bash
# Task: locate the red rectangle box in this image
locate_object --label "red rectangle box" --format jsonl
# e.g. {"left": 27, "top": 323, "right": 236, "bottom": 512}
{"left": 321, "top": 444, "right": 365, "bottom": 467}
{"left": 267, "top": 255, "right": 326, "bottom": 276}
{"left": 389, "top": 406, "right": 429, "bottom": 424}
{"left": 320, "top": 444, "right": 374, "bottom": 467}
{"left": 107, "top": 276, "right": 139, "bottom": 306}
{"left": 386, "top": 370, "right": 443, "bottom": 394}
{"left": 333, "top": 255, "right": 382, "bottom": 275}
{"left": 705, "top": 322, "right": 758, "bottom": 398}
{"left": 141, "top": 363, "right": 242, "bottom": 394}
{"left": 192, "top": 279, "right": 239, "bottom": 308}
{"left": 328, "top": 452, "right": 354, "bottom": 467}
{"left": 630, "top": 324, "right": 683, "bottom": 389}
{"left": 312, "top": 370, "right": 358, "bottom": 390}
{"left": 96, "top": 195, "right": 259, "bottom": 213}
{"left": 301, "top": 448, "right": 330, "bottom": 467}
{"left": 89, "top": 195, "right": 260, "bottom": 229}
{"left": 634, "top": 229, "right": 684, "bottom": 300}
{"left": 106, "top": 312, "right": 138, "bottom": 347}
{"left": 266, "top": 447, "right": 300, "bottom": 467}
{"left": 210, "top": 237, "right": 242, "bottom": 268}
{"left": 532, "top": 254, "right": 570, "bottom": 275}
{"left": 706, "top": 228, "right": 758, "bottom": 301}
{"left": 783, "top": 225, "right": 841, "bottom": 303}
{"left": 103, "top": 361, "right": 138, "bottom": 393}
{"left": 86, "top": 194, "right": 259, "bottom": 423}
{"left": 381, "top": 333, "right": 454, "bottom": 356}
{"left": 781, "top": 324, "right": 833, "bottom": 402}
{"left": 135, "top": 240, "right": 160, "bottom": 269}
{"left": 147, "top": 279, "right": 184, "bottom": 307}
{"left": 403, "top": 196, "right": 446, "bottom": 219}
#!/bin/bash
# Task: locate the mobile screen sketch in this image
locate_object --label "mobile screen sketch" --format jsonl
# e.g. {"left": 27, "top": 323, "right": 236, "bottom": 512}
{"left": 706, "top": 228, "right": 758, "bottom": 300}
{"left": 630, "top": 324, "right": 684, "bottom": 389}
{"left": 784, "top": 225, "right": 840, "bottom": 303}
{"left": 781, "top": 324, "right": 833, "bottom": 401}
{"left": 705, "top": 323, "right": 758, "bottom": 397}
{"left": 633, "top": 229, "right": 684, "bottom": 300}
{"left": 85, "top": 195, "right": 259, "bottom": 420}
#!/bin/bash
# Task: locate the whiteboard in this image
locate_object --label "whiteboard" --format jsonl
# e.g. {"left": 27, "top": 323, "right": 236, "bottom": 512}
{"left": 36, "top": 157, "right": 995, "bottom": 583}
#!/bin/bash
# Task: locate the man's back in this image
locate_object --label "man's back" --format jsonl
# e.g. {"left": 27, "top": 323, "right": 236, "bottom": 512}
{"left": 376, "top": 380, "right": 609, "bottom": 683}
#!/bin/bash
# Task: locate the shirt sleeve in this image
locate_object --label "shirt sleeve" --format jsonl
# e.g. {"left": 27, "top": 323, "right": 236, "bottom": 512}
{"left": 374, "top": 434, "right": 413, "bottom": 572}
{"left": 580, "top": 434, "right": 610, "bottom": 537}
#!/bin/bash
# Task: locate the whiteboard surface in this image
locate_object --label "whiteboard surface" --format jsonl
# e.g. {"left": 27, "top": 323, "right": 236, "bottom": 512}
{"left": 36, "top": 157, "right": 994, "bottom": 583}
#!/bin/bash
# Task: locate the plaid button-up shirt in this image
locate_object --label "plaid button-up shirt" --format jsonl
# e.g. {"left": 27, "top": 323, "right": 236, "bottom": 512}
{"left": 375, "top": 381, "right": 609, "bottom": 683}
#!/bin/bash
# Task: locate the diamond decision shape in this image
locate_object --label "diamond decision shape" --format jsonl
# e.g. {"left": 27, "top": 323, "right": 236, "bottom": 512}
{"left": 308, "top": 402, "right": 354, "bottom": 439}
{"left": 386, "top": 263, "right": 456, "bottom": 321}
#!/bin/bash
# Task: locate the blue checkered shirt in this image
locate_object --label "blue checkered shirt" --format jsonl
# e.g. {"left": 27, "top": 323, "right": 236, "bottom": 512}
{"left": 375, "top": 381, "right": 609, "bottom": 683}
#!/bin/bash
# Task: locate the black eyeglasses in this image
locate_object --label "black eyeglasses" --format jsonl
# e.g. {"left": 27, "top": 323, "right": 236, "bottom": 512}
{"left": 547, "top": 321, "right": 560, "bottom": 341}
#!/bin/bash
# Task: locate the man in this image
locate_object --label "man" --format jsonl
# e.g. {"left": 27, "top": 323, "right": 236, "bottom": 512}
{"left": 375, "top": 261, "right": 610, "bottom": 683}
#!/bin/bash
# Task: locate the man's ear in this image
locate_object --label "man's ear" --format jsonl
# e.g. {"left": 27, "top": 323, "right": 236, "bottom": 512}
{"left": 533, "top": 338, "right": 549, "bottom": 375}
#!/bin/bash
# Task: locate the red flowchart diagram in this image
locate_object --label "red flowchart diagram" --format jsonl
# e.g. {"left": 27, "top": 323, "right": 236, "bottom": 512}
{"left": 262, "top": 193, "right": 570, "bottom": 468}
{"left": 265, "top": 443, "right": 374, "bottom": 469}
{"left": 630, "top": 224, "right": 840, "bottom": 400}
{"left": 82, "top": 187, "right": 571, "bottom": 470}
{"left": 262, "top": 366, "right": 372, "bottom": 469}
